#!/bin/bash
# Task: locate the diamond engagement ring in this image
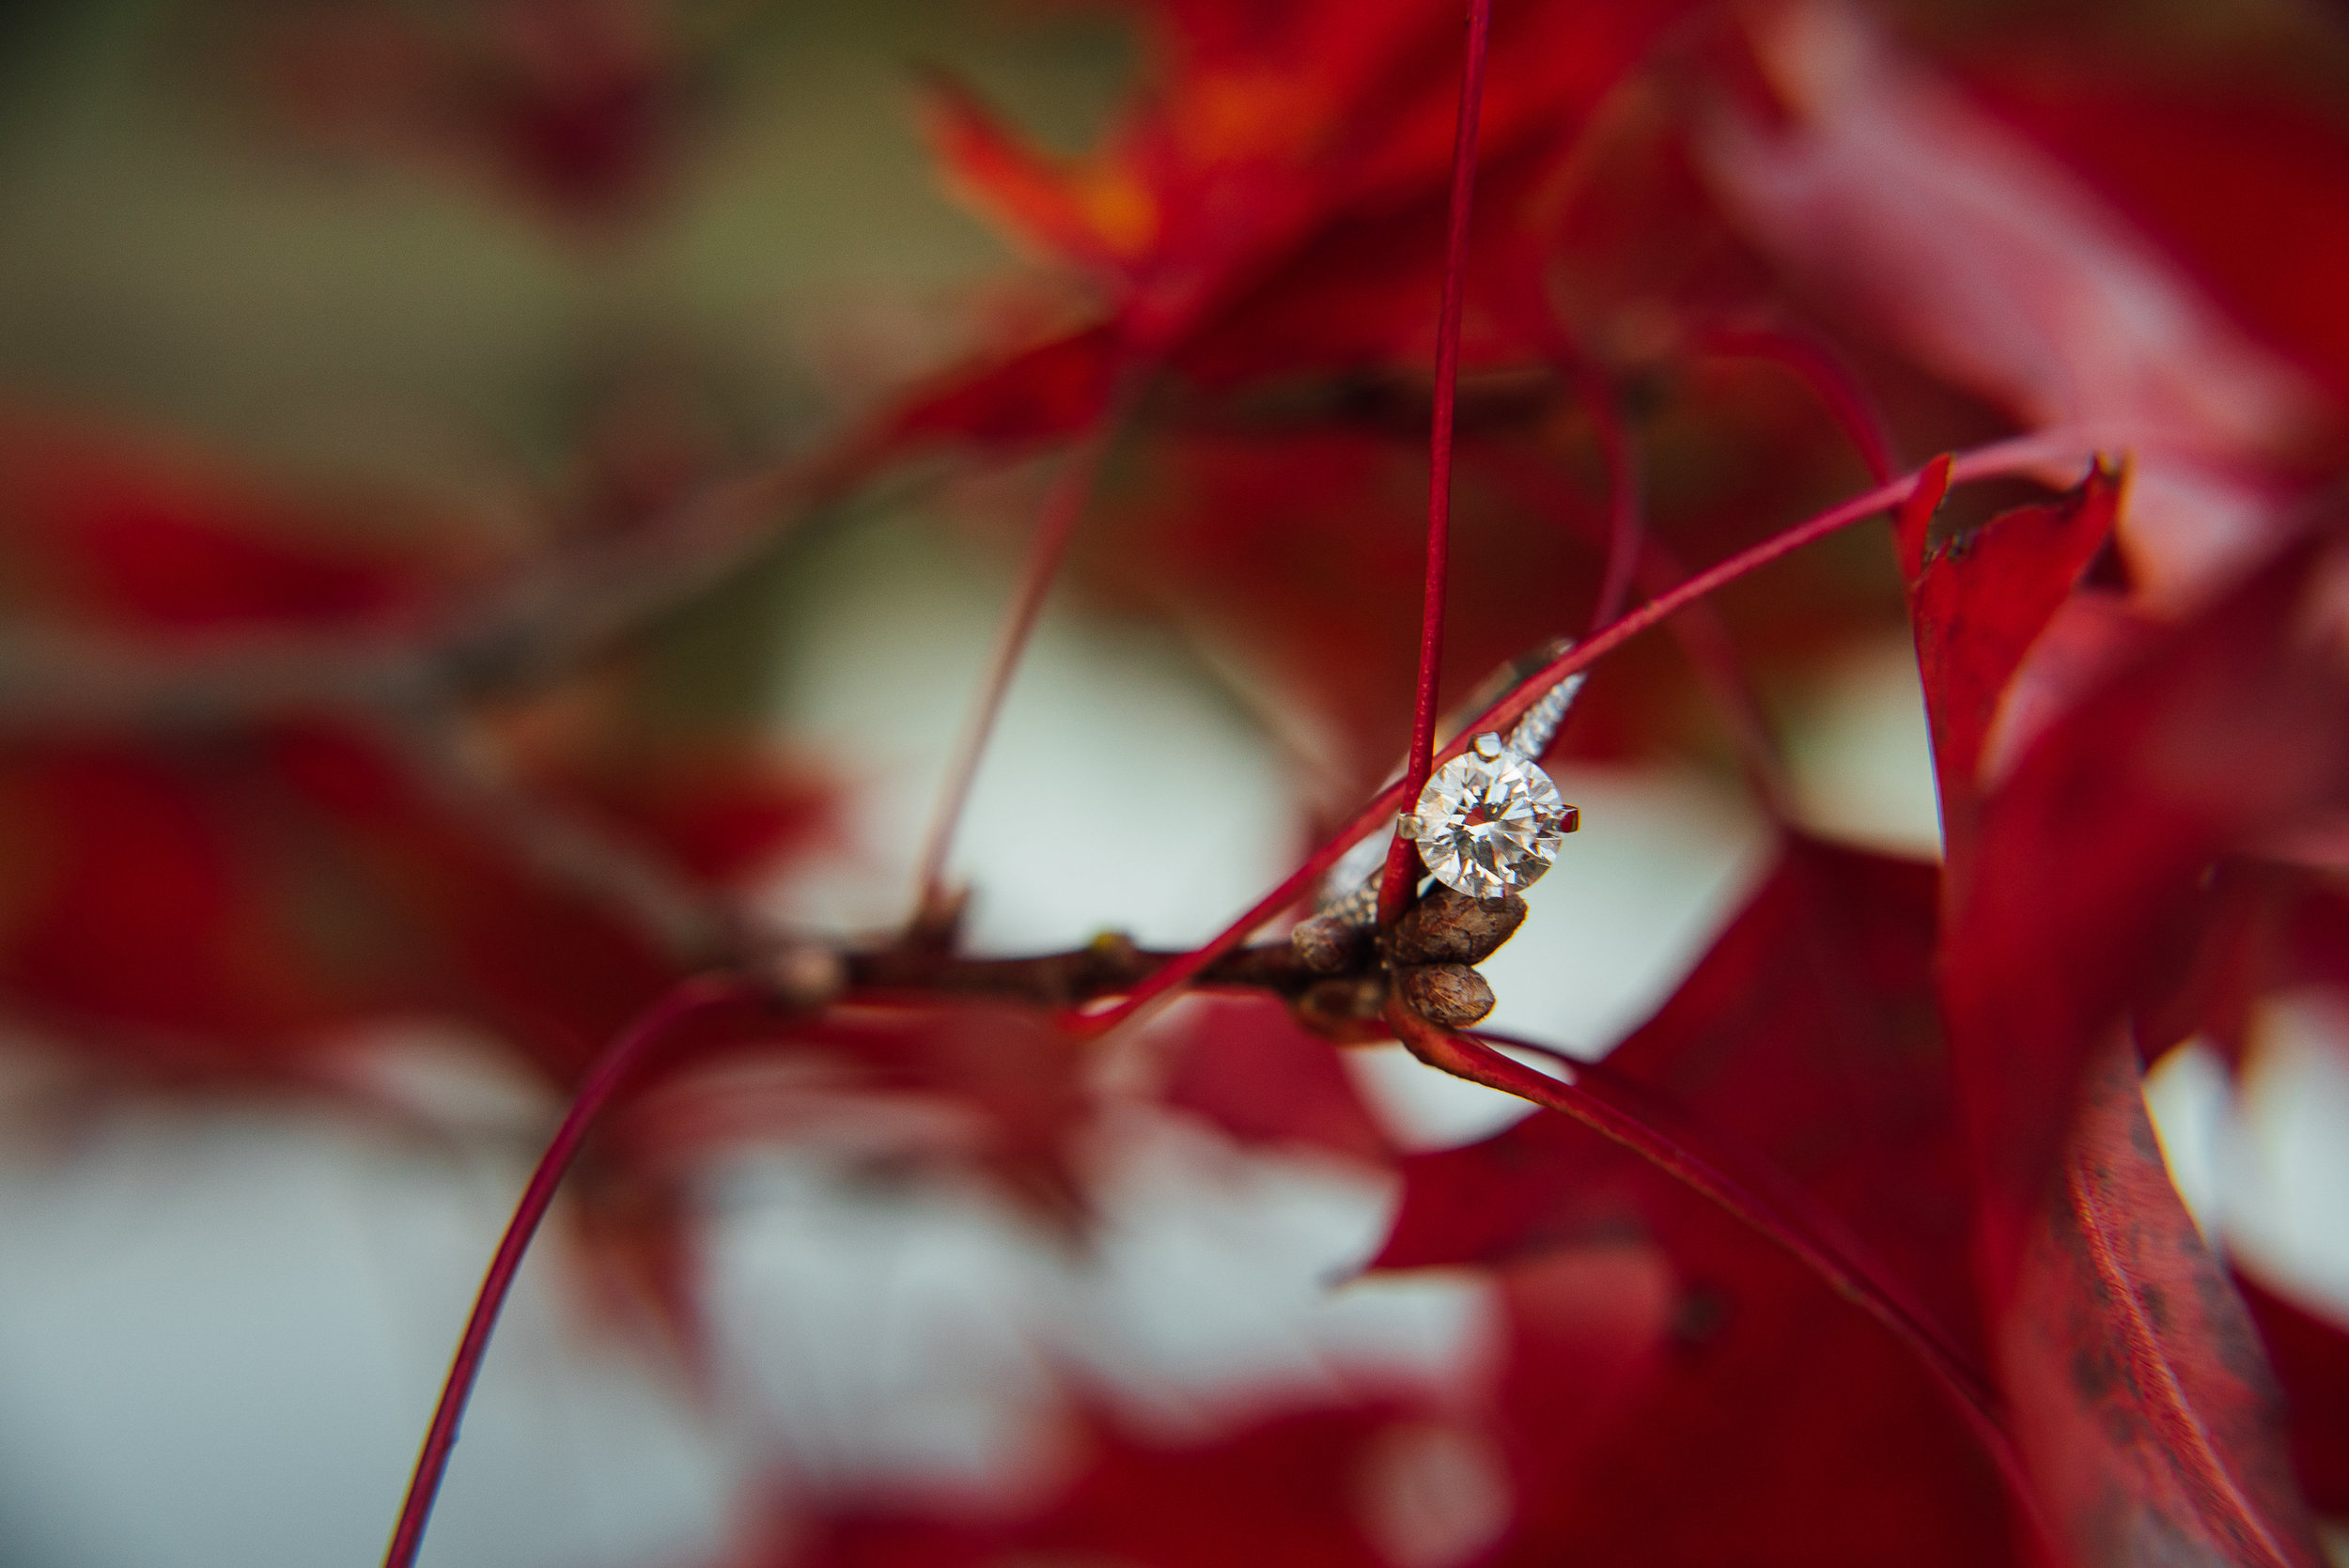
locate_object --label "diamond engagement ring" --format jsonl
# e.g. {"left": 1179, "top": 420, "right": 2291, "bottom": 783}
{"left": 1317, "top": 654, "right": 1584, "bottom": 921}
{"left": 1398, "top": 732, "right": 1579, "bottom": 898}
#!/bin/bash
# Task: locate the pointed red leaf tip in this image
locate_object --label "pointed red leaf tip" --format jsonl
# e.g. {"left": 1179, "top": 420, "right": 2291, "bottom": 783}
{"left": 919, "top": 70, "right": 1143, "bottom": 275}
{"left": 1942, "top": 512, "right": 2349, "bottom": 1296}
{"left": 2235, "top": 1270, "right": 2349, "bottom": 1514}
{"left": 2003, "top": 1042, "right": 2327, "bottom": 1568}
{"left": 1904, "top": 456, "right": 2123, "bottom": 813}
{"left": 1891, "top": 450, "right": 1954, "bottom": 582}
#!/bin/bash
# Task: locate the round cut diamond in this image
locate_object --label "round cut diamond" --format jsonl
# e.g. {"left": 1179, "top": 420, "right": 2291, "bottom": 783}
{"left": 1400, "top": 736, "right": 1577, "bottom": 898}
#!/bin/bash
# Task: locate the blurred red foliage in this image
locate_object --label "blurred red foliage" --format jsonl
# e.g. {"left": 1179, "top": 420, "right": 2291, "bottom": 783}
{"left": 9, "top": 0, "right": 2349, "bottom": 1564}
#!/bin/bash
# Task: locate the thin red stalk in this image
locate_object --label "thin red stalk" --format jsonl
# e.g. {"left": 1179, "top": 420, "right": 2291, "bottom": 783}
{"left": 1375, "top": 0, "right": 1493, "bottom": 928}
{"left": 1387, "top": 1004, "right": 2058, "bottom": 1555}
{"left": 911, "top": 418, "right": 1124, "bottom": 918}
{"left": 382, "top": 974, "right": 745, "bottom": 1568}
{"left": 1700, "top": 325, "right": 1900, "bottom": 486}
{"left": 1067, "top": 428, "right": 2092, "bottom": 1035}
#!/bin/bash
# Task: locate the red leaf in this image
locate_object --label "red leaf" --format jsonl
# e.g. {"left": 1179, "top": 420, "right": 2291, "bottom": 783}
{"left": 0, "top": 405, "right": 448, "bottom": 633}
{"left": 2132, "top": 862, "right": 2349, "bottom": 1068}
{"left": 1029, "top": 1405, "right": 1397, "bottom": 1568}
{"left": 539, "top": 740, "right": 831, "bottom": 884}
{"left": 262, "top": 0, "right": 709, "bottom": 227}
{"left": 2000, "top": 1042, "right": 2326, "bottom": 1568}
{"left": 778, "top": 1002, "right": 1097, "bottom": 1219}
{"left": 1383, "top": 835, "right": 1977, "bottom": 1332}
{"left": 0, "top": 722, "right": 682, "bottom": 1085}
{"left": 1904, "top": 458, "right": 2120, "bottom": 800}
{"left": 1370, "top": 835, "right": 2019, "bottom": 1566}
{"left": 884, "top": 325, "right": 1126, "bottom": 453}
{"left": 917, "top": 0, "right": 1696, "bottom": 386}
{"left": 1374, "top": 1111, "right": 2015, "bottom": 1568}
{"left": 1157, "top": 995, "right": 1392, "bottom": 1165}
{"left": 1942, "top": 519, "right": 2349, "bottom": 1286}
{"left": 781, "top": 1403, "right": 1406, "bottom": 1568}
{"left": 922, "top": 74, "right": 1143, "bottom": 274}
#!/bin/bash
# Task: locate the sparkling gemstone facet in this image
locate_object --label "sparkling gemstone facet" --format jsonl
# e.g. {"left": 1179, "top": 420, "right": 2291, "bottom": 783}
{"left": 1399, "top": 736, "right": 1576, "bottom": 898}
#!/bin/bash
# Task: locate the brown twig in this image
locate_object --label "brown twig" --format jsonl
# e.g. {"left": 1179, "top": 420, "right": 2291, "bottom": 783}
{"left": 841, "top": 933, "right": 1317, "bottom": 1008}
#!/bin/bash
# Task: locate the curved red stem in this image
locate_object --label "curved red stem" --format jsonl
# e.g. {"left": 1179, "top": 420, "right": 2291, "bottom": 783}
{"left": 381, "top": 974, "right": 746, "bottom": 1568}
{"left": 1066, "top": 428, "right": 2091, "bottom": 1036}
{"left": 912, "top": 416, "right": 1126, "bottom": 919}
{"left": 1699, "top": 325, "right": 1901, "bottom": 486}
{"left": 1376, "top": 0, "right": 1494, "bottom": 927}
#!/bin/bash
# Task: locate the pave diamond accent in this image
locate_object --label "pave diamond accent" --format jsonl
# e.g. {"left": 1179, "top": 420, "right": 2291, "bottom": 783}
{"left": 1397, "top": 733, "right": 1577, "bottom": 898}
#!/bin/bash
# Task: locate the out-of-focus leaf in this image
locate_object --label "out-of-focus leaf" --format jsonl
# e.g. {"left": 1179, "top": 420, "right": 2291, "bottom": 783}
{"left": 2000, "top": 1042, "right": 2326, "bottom": 1568}
{"left": 1702, "top": 4, "right": 2320, "bottom": 600}
{"left": 1371, "top": 835, "right": 2016, "bottom": 1565}
{"left": 1968, "top": 67, "right": 2349, "bottom": 416}
{"left": 920, "top": 0, "right": 1697, "bottom": 384}
{"left": 1942, "top": 517, "right": 2349, "bottom": 1285}
{"left": 0, "top": 404, "right": 465, "bottom": 632}
{"left": 884, "top": 324, "right": 1126, "bottom": 453}
{"left": 770, "top": 1403, "right": 1408, "bottom": 1568}
{"left": 0, "top": 722, "right": 684, "bottom": 1083}
{"left": 1157, "top": 995, "right": 1391, "bottom": 1166}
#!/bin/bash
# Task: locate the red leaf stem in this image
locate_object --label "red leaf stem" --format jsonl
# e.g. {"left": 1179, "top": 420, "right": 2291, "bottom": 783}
{"left": 910, "top": 405, "right": 1129, "bottom": 920}
{"left": 1383, "top": 1003, "right": 2054, "bottom": 1549}
{"left": 1375, "top": 0, "right": 1494, "bottom": 929}
{"left": 1072, "top": 430, "right": 2089, "bottom": 1036}
{"left": 381, "top": 973, "right": 747, "bottom": 1568}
